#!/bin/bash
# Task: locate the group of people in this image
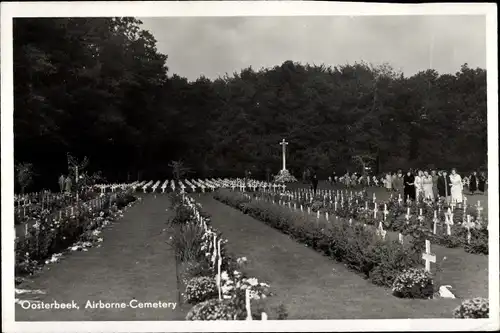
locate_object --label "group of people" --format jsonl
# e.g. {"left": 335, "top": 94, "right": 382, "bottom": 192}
{"left": 58, "top": 174, "right": 73, "bottom": 193}
{"left": 383, "top": 169, "right": 486, "bottom": 204}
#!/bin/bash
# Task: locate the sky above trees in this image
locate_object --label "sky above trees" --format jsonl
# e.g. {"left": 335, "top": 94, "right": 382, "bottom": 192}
{"left": 139, "top": 15, "right": 486, "bottom": 81}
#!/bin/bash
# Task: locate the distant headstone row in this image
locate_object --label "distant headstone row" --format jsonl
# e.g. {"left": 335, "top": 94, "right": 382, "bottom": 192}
{"left": 95, "top": 178, "right": 288, "bottom": 193}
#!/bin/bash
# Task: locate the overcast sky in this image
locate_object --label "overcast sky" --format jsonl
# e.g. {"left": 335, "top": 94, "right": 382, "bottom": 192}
{"left": 139, "top": 15, "right": 486, "bottom": 81}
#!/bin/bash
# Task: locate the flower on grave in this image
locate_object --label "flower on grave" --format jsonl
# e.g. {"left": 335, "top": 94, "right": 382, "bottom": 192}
{"left": 184, "top": 276, "right": 218, "bottom": 304}
{"left": 453, "top": 297, "right": 489, "bottom": 318}
{"left": 392, "top": 268, "right": 434, "bottom": 299}
{"left": 185, "top": 298, "right": 241, "bottom": 320}
{"left": 236, "top": 257, "right": 248, "bottom": 265}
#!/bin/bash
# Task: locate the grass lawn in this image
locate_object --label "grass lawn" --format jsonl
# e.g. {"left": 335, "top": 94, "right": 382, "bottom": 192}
{"left": 15, "top": 195, "right": 187, "bottom": 321}
{"left": 196, "top": 194, "right": 480, "bottom": 319}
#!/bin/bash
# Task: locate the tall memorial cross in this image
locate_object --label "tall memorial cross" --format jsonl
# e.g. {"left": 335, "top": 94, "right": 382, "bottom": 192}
{"left": 279, "top": 139, "right": 288, "bottom": 171}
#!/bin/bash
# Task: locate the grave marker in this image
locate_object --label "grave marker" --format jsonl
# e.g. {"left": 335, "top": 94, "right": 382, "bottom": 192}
{"left": 422, "top": 240, "right": 436, "bottom": 272}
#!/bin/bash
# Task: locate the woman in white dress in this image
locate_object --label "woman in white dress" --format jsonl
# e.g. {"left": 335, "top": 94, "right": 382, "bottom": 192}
{"left": 449, "top": 168, "right": 463, "bottom": 204}
{"left": 422, "top": 170, "right": 434, "bottom": 200}
{"left": 414, "top": 170, "right": 424, "bottom": 201}
{"left": 384, "top": 172, "right": 392, "bottom": 192}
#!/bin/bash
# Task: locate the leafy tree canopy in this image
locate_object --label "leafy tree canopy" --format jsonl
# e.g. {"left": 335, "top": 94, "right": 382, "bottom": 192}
{"left": 13, "top": 18, "right": 487, "bottom": 190}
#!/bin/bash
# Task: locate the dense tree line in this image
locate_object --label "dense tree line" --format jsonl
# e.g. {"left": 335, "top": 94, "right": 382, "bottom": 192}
{"left": 13, "top": 18, "right": 487, "bottom": 191}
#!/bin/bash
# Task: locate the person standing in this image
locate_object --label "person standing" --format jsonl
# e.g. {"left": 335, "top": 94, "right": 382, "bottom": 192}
{"left": 437, "top": 170, "right": 450, "bottom": 203}
{"left": 64, "top": 175, "right": 72, "bottom": 194}
{"left": 469, "top": 171, "right": 478, "bottom": 195}
{"left": 58, "top": 174, "right": 65, "bottom": 193}
{"left": 422, "top": 170, "right": 434, "bottom": 201}
{"left": 404, "top": 170, "right": 415, "bottom": 201}
{"left": 478, "top": 171, "right": 486, "bottom": 193}
{"left": 393, "top": 170, "right": 403, "bottom": 196}
{"left": 384, "top": 172, "right": 392, "bottom": 192}
{"left": 431, "top": 170, "right": 439, "bottom": 200}
{"left": 414, "top": 170, "right": 424, "bottom": 201}
{"left": 311, "top": 173, "right": 319, "bottom": 196}
{"left": 391, "top": 172, "right": 398, "bottom": 193}
{"left": 449, "top": 168, "right": 463, "bottom": 204}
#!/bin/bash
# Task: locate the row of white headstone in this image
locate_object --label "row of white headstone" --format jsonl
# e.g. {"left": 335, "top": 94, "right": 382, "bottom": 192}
{"left": 179, "top": 193, "right": 267, "bottom": 321}
{"left": 254, "top": 191, "right": 487, "bottom": 273}
{"left": 96, "top": 178, "right": 288, "bottom": 194}
{"left": 269, "top": 187, "right": 485, "bottom": 242}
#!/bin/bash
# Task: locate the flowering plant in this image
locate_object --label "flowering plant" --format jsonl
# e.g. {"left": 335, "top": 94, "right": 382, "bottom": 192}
{"left": 185, "top": 298, "right": 241, "bottom": 320}
{"left": 184, "top": 276, "right": 218, "bottom": 304}
{"left": 392, "top": 267, "right": 434, "bottom": 299}
{"left": 452, "top": 297, "right": 489, "bottom": 318}
{"left": 220, "top": 270, "right": 272, "bottom": 300}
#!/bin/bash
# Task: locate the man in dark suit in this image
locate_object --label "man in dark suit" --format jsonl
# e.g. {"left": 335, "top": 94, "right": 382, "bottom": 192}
{"left": 311, "top": 173, "right": 319, "bottom": 196}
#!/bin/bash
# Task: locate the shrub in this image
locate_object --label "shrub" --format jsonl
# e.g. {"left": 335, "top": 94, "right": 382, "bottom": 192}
{"left": 169, "top": 222, "right": 204, "bottom": 262}
{"left": 185, "top": 298, "right": 241, "bottom": 320}
{"left": 452, "top": 297, "right": 489, "bottom": 318}
{"left": 392, "top": 268, "right": 434, "bottom": 299}
{"left": 184, "top": 276, "right": 218, "bottom": 304}
{"left": 181, "top": 260, "right": 213, "bottom": 281}
{"left": 368, "top": 240, "right": 421, "bottom": 287}
{"left": 464, "top": 226, "right": 488, "bottom": 255}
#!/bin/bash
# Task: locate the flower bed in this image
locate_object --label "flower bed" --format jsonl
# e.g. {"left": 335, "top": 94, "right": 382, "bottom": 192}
{"left": 15, "top": 190, "right": 138, "bottom": 277}
{"left": 214, "top": 189, "right": 489, "bottom": 315}
{"left": 255, "top": 190, "right": 488, "bottom": 255}
{"left": 166, "top": 192, "right": 287, "bottom": 320}
{"left": 213, "top": 189, "right": 428, "bottom": 294}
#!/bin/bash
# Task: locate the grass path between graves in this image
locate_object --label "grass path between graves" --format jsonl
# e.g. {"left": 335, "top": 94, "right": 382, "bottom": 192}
{"left": 15, "top": 194, "right": 188, "bottom": 321}
{"left": 196, "top": 194, "right": 472, "bottom": 319}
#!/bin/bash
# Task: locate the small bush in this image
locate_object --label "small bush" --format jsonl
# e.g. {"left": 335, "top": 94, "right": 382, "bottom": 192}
{"left": 169, "top": 222, "right": 204, "bottom": 262}
{"left": 392, "top": 268, "right": 434, "bottom": 299}
{"left": 464, "top": 227, "right": 489, "bottom": 255}
{"left": 453, "top": 297, "right": 489, "bottom": 318}
{"left": 184, "top": 276, "right": 218, "bottom": 304}
{"left": 185, "top": 298, "right": 241, "bottom": 320}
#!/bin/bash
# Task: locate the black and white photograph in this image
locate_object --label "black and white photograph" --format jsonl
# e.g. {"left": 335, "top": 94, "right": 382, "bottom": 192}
{"left": 2, "top": 1, "right": 498, "bottom": 332}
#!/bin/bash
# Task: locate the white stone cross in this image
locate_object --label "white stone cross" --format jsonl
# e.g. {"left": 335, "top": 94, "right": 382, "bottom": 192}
{"left": 422, "top": 240, "right": 436, "bottom": 272}
{"left": 373, "top": 203, "right": 378, "bottom": 218}
{"left": 279, "top": 139, "right": 288, "bottom": 171}
{"left": 383, "top": 204, "right": 389, "bottom": 221}
{"left": 217, "top": 239, "right": 222, "bottom": 300}
{"left": 444, "top": 212, "right": 453, "bottom": 235}
{"left": 463, "top": 215, "right": 475, "bottom": 244}
{"left": 245, "top": 288, "right": 252, "bottom": 320}
{"left": 432, "top": 211, "right": 439, "bottom": 234}
{"left": 476, "top": 201, "right": 483, "bottom": 221}
{"left": 398, "top": 233, "right": 404, "bottom": 244}
{"left": 376, "top": 222, "right": 387, "bottom": 240}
